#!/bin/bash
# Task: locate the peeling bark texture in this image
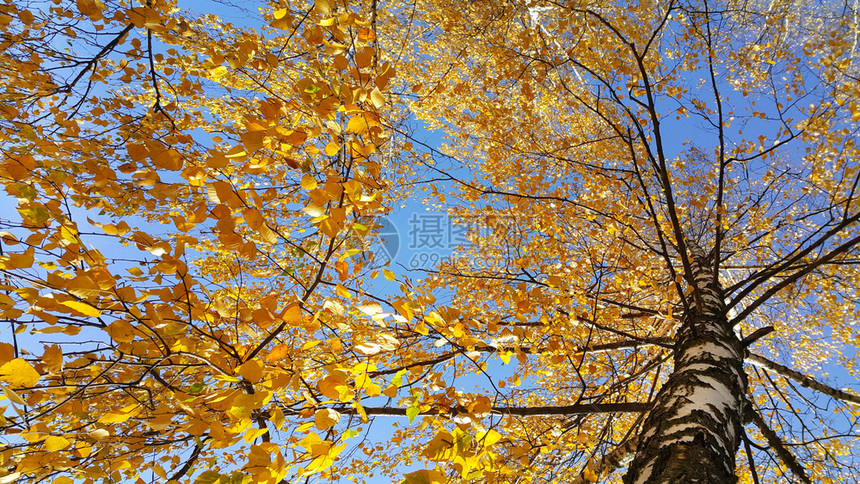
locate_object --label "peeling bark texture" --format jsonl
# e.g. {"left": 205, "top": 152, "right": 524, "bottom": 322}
{"left": 624, "top": 245, "right": 748, "bottom": 484}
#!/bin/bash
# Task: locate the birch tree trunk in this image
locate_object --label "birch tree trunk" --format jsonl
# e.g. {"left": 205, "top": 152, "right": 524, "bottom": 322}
{"left": 624, "top": 246, "right": 748, "bottom": 484}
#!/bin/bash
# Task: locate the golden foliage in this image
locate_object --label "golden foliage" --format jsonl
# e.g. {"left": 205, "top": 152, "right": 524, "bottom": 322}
{"left": 0, "top": 0, "right": 857, "bottom": 483}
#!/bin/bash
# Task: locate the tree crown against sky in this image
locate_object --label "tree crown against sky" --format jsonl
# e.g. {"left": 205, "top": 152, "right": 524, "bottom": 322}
{"left": 0, "top": 0, "right": 858, "bottom": 483}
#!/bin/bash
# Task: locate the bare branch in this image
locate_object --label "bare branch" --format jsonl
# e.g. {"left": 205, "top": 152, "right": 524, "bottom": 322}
{"left": 572, "top": 435, "right": 639, "bottom": 484}
{"left": 746, "top": 352, "right": 860, "bottom": 407}
{"left": 314, "top": 402, "right": 653, "bottom": 418}
{"left": 748, "top": 406, "right": 812, "bottom": 484}
{"left": 730, "top": 231, "right": 860, "bottom": 326}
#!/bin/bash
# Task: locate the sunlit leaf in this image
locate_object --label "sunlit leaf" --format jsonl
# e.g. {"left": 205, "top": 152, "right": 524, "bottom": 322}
{"left": 0, "top": 359, "right": 40, "bottom": 387}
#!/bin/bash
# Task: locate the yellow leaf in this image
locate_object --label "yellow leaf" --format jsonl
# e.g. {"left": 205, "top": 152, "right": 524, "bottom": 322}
{"left": 87, "top": 428, "right": 110, "bottom": 441}
{"left": 298, "top": 430, "right": 321, "bottom": 450}
{"left": 302, "top": 340, "right": 321, "bottom": 350}
{"left": 0, "top": 358, "right": 41, "bottom": 387}
{"left": 314, "top": 408, "right": 340, "bottom": 430}
{"left": 357, "top": 302, "right": 382, "bottom": 316}
{"left": 355, "top": 48, "right": 374, "bottom": 69}
{"left": 76, "top": 0, "right": 102, "bottom": 20}
{"left": 0, "top": 343, "right": 14, "bottom": 365}
{"left": 303, "top": 453, "right": 333, "bottom": 475}
{"left": 127, "top": 143, "right": 148, "bottom": 161}
{"left": 468, "top": 395, "right": 492, "bottom": 415}
{"left": 0, "top": 294, "right": 14, "bottom": 310}
{"left": 402, "top": 469, "right": 446, "bottom": 484}
{"left": 66, "top": 274, "right": 100, "bottom": 298}
{"left": 243, "top": 427, "right": 269, "bottom": 443}
{"left": 243, "top": 208, "right": 279, "bottom": 244}
{"left": 354, "top": 343, "right": 381, "bottom": 356}
{"left": 317, "top": 373, "right": 352, "bottom": 402}
{"left": 302, "top": 203, "right": 326, "bottom": 217}
{"left": 0, "top": 247, "right": 34, "bottom": 270}
{"left": 209, "top": 180, "right": 242, "bottom": 208}
{"left": 240, "top": 130, "right": 264, "bottom": 152}
{"left": 302, "top": 441, "right": 345, "bottom": 475}
{"left": 323, "top": 299, "right": 345, "bottom": 315}
{"left": 44, "top": 435, "right": 71, "bottom": 452}
{"left": 363, "top": 382, "right": 381, "bottom": 397}
{"left": 282, "top": 303, "right": 303, "bottom": 325}
{"left": 324, "top": 140, "right": 341, "bottom": 156}
{"left": 370, "top": 87, "right": 385, "bottom": 109}
{"left": 152, "top": 148, "right": 183, "bottom": 171}
{"left": 60, "top": 300, "right": 101, "bottom": 317}
{"left": 236, "top": 359, "right": 264, "bottom": 383}
{"left": 0, "top": 474, "right": 21, "bottom": 484}
{"left": 314, "top": 0, "right": 332, "bottom": 14}
{"left": 209, "top": 65, "right": 228, "bottom": 79}
{"left": 479, "top": 429, "right": 502, "bottom": 447}
{"left": 319, "top": 217, "right": 342, "bottom": 237}
{"left": 317, "top": 376, "right": 342, "bottom": 401}
{"left": 335, "top": 283, "right": 351, "bottom": 298}
{"left": 2, "top": 386, "right": 26, "bottom": 405}
{"left": 18, "top": 9, "right": 34, "bottom": 25}
{"left": 99, "top": 406, "right": 140, "bottom": 424}
{"left": 41, "top": 344, "right": 63, "bottom": 374}
{"left": 346, "top": 115, "right": 369, "bottom": 134}
{"left": 106, "top": 320, "right": 135, "bottom": 343}
{"left": 301, "top": 174, "right": 318, "bottom": 191}
{"left": 358, "top": 27, "right": 377, "bottom": 43}
{"left": 582, "top": 465, "right": 599, "bottom": 482}
{"left": 243, "top": 207, "right": 265, "bottom": 230}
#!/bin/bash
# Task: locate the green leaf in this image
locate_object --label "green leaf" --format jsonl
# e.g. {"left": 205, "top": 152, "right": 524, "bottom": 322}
{"left": 406, "top": 405, "right": 420, "bottom": 424}
{"left": 19, "top": 206, "right": 49, "bottom": 225}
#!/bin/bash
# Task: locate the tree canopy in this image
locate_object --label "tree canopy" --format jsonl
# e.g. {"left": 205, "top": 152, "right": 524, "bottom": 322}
{"left": 0, "top": 0, "right": 858, "bottom": 483}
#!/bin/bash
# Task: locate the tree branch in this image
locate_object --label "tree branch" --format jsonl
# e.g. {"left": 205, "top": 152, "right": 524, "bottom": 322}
{"left": 571, "top": 435, "right": 639, "bottom": 484}
{"left": 56, "top": 24, "right": 134, "bottom": 95}
{"left": 730, "top": 231, "right": 860, "bottom": 326}
{"left": 728, "top": 212, "right": 860, "bottom": 319}
{"left": 318, "top": 402, "right": 653, "bottom": 418}
{"left": 369, "top": 337, "right": 673, "bottom": 378}
{"left": 746, "top": 352, "right": 860, "bottom": 406}
{"left": 740, "top": 326, "right": 774, "bottom": 348}
{"left": 743, "top": 431, "right": 762, "bottom": 484}
{"left": 167, "top": 438, "right": 206, "bottom": 482}
{"left": 748, "top": 406, "right": 812, "bottom": 484}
